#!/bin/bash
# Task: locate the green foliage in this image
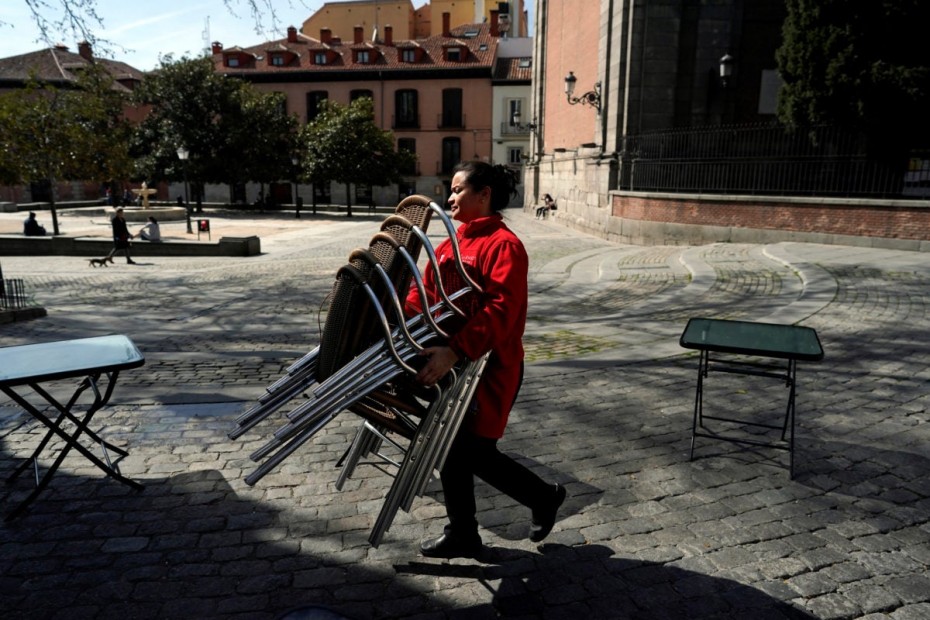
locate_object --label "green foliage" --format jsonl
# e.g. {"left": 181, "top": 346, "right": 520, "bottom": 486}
{"left": 297, "top": 97, "right": 416, "bottom": 213}
{"left": 776, "top": 0, "right": 930, "bottom": 157}
{"left": 130, "top": 56, "right": 298, "bottom": 189}
{"left": 0, "top": 67, "right": 132, "bottom": 185}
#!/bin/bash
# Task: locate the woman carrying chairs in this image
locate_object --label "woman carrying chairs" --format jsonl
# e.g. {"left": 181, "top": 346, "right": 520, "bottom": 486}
{"left": 409, "top": 162, "right": 566, "bottom": 559}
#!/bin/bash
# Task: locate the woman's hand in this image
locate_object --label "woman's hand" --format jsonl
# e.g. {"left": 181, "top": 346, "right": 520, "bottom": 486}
{"left": 415, "top": 346, "right": 460, "bottom": 386}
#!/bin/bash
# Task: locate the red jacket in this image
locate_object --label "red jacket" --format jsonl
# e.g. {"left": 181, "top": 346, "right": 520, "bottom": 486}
{"left": 405, "top": 214, "right": 527, "bottom": 438}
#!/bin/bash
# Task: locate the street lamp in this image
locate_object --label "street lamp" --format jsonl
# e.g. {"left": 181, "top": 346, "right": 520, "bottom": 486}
{"left": 177, "top": 146, "right": 192, "bottom": 234}
{"left": 719, "top": 53, "right": 735, "bottom": 88}
{"left": 291, "top": 155, "right": 301, "bottom": 219}
{"left": 564, "top": 71, "right": 602, "bottom": 113}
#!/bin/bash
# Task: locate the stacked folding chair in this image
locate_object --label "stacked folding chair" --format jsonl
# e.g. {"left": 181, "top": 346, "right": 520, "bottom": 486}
{"left": 229, "top": 195, "right": 488, "bottom": 546}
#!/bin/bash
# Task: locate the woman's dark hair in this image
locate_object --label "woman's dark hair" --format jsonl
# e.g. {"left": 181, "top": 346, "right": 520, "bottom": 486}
{"left": 149, "top": 216, "right": 158, "bottom": 224}
{"left": 453, "top": 160, "right": 518, "bottom": 212}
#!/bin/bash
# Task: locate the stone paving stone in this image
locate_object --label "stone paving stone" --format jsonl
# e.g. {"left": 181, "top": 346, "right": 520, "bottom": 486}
{"left": 1, "top": 213, "right": 929, "bottom": 618}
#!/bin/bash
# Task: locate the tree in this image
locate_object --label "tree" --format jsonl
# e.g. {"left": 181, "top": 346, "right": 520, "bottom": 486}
{"left": 130, "top": 56, "right": 297, "bottom": 207}
{"left": 0, "top": 66, "right": 133, "bottom": 234}
{"left": 776, "top": 0, "right": 930, "bottom": 163}
{"left": 298, "top": 98, "right": 415, "bottom": 217}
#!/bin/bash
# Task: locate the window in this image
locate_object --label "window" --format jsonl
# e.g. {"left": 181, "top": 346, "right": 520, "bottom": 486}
{"left": 507, "top": 98, "right": 524, "bottom": 126}
{"left": 447, "top": 48, "right": 461, "bottom": 62}
{"left": 394, "top": 89, "right": 418, "bottom": 129}
{"left": 306, "top": 91, "right": 328, "bottom": 123}
{"left": 519, "top": 59, "right": 531, "bottom": 68}
{"left": 398, "top": 138, "right": 417, "bottom": 175}
{"left": 227, "top": 56, "right": 240, "bottom": 67}
{"left": 271, "top": 54, "right": 285, "bottom": 66}
{"left": 274, "top": 92, "right": 287, "bottom": 116}
{"left": 314, "top": 51, "right": 328, "bottom": 65}
{"left": 441, "top": 88, "right": 463, "bottom": 128}
{"left": 356, "top": 50, "right": 370, "bottom": 64}
{"left": 351, "top": 89, "right": 374, "bottom": 102}
{"left": 401, "top": 48, "right": 416, "bottom": 63}
{"left": 313, "top": 182, "right": 331, "bottom": 204}
{"left": 356, "top": 184, "right": 373, "bottom": 204}
{"left": 441, "top": 137, "right": 461, "bottom": 175}
{"left": 508, "top": 147, "right": 523, "bottom": 165}
{"left": 398, "top": 181, "right": 417, "bottom": 201}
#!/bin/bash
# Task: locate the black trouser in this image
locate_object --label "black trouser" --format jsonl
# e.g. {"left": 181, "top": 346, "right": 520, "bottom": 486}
{"left": 439, "top": 430, "right": 553, "bottom": 537}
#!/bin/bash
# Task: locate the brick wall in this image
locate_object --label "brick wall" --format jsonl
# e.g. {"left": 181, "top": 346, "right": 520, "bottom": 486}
{"left": 613, "top": 194, "right": 930, "bottom": 241}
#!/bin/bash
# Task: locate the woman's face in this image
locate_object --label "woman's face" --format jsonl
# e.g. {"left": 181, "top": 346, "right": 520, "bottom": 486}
{"left": 448, "top": 171, "right": 491, "bottom": 223}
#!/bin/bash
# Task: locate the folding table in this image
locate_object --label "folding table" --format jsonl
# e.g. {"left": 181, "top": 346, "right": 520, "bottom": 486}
{"left": 0, "top": 335, "right": 145, "bottom": 520}
{"left": 679, "top": 318, "right": 824, "bottom": 478}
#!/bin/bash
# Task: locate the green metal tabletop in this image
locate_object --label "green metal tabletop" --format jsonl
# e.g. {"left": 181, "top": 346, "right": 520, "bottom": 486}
{"left": 679, "top": 318, "right": 824, "bottom": 362}
{"left": 0, "top": 335, "right": 144, "bottom": 387}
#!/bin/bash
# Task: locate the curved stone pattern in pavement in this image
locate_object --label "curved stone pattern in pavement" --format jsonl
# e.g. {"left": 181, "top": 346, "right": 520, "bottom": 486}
{"left": 0, "top": 209, "right": 928, "bottom": 619}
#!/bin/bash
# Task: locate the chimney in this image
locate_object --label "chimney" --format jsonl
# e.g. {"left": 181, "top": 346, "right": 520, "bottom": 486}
{"left": 442, "top": 12, "right": 450, "bottom": 37}
{"left": 211, "top": 41, "right": 223, "bottom": 54}
{"left": 287, "top": 26, "right": 298, "bottom": 43}
{"left": 78, "top": 41, "right": 93, "bottom": 60}
{"left": 384, "top": 25, "right": 393, "bottom": 46}
{"left": 354, "top": 25, "right": 363, "bottom": 44}
{"left": 320, "top": 28, "right": 332, "bottom": 44}
{"left": 490, "top": 11, "right": 499, "bottom": 37}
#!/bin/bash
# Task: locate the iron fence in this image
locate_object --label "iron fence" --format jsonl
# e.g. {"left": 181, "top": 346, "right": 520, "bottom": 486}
{"left": 623, "top": 123, "right": 929, "bottom": 198}
{"left": 0, "top": 278, "right": 29, "bottom": 310}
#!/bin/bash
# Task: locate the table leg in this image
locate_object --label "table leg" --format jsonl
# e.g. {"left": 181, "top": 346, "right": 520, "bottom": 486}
{"left": 782, "top": 359, "right": 797, "bottom": 479}
{"left": 689, "top": 350, "right": 707, "bottom": 460}
{"left": 32, "top": 378, "right": 130, "bottom": 458}
{"left": 2, "top": 374, "right": 142, "bottom": 521}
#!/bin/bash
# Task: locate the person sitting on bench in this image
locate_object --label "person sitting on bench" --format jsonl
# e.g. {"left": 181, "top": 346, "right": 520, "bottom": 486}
{"left": 536, "top": 194, "right": 555, "bottom": 219}
{"left": 23, "top": 212, "right": 46, "bottom": 236}
{"left": 137, "top": 216, "right": 161, "bottom": 242}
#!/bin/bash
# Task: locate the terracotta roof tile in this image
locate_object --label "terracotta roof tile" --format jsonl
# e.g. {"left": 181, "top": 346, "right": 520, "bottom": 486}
{"left": 494, "top": 57, "right": 533, "bottom": 81}
{"left": 214, "top": 22, "right": 498, "bottom": 74}
{"left": 0, "top": 47, "right": 145, "bottom": 88}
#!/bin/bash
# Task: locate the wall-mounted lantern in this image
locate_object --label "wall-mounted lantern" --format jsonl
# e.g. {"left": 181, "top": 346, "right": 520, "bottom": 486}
{"left": 564, "top": 71, "right": 601, "bottom": 112}
{"left": 719, "top": 53, "right": 735, "bottom": 88}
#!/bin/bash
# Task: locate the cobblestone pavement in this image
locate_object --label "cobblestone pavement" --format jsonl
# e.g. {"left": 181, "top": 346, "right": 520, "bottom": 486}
{"left": 1, "top": 209, "right": 928, "bottom": 620}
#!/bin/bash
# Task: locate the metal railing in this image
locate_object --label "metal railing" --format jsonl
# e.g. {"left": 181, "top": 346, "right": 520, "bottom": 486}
{"left": 437, "top": 113, "right": 466, "bottom": 129}
{"left": 500, "top": 122, "right": 531, "bottom": 137}
{"left": 0, "top": 278, "right": 29, "bottom": 310}
{"left": 622, "top": 122, "right": 928, "bottom": 198}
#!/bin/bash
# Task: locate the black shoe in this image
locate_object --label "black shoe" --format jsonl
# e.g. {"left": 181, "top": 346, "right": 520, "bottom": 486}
{"left": 127, "top": 259, "right": 137, "bottom": 264}
{"left": 420, "top": 533, "right": 482, "bottom": 559}
{"left": 529, "top": 484, "right": 567, "bottom": 542}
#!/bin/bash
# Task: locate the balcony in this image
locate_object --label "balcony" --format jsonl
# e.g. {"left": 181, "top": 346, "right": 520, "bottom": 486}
{"left": 392, "top": 114, "right": 421, "bottom": 130}
{"left": 500, "top": 122, "right": 531, "bottom": 137}
{"left": 400, "top": 161, "right": 421, "bottom": 176}
{"left": 437, "top": 114, "right": 466, "bottom": 129}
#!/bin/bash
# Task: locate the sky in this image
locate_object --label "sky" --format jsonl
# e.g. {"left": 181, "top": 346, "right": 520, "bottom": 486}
{"left": 0, "top": 0, "right": 533, "bottom": 73}
{"left": 0, "top": 0, "right": 327, "bottom": 72}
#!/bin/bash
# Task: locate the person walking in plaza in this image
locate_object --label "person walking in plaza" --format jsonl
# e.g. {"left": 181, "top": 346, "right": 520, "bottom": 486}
{"left": 407, "top": 161, "right": 566, "bottom": 559}
{"left": 106, "top": 208, "right": 136, "bottom": 264}
{"left": 137, "top": 216, "right": 161, "bottom": 242}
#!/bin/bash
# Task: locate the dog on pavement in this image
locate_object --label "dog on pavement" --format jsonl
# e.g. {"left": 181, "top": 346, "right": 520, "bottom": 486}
{"left": 87, "top": 256, "right": 114, "bottom": 268}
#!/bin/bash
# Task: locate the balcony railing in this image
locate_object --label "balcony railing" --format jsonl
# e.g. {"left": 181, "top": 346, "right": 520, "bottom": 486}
{"left": 437, "top": 114, "right": 466, "bottom": 129}
{"left": 392, "top": 114, "right": 420, "bottom": 130}
{"left": 400, "top": 161, "right": 421, "bottom": 176}
{"left": 500, "top": 122, "right": 531, "bottom": 137}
